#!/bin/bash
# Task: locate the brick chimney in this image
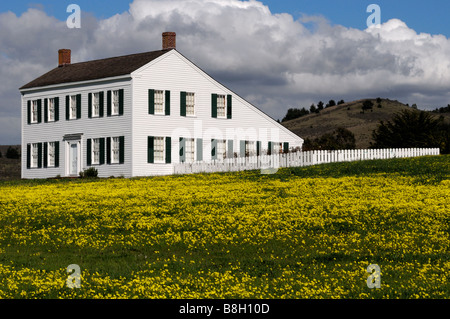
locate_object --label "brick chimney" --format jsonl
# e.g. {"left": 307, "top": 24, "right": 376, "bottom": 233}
{"left": 58, "top": 49, "right": 71, "bottom": 67}
{"left": 162, "top": 32, "right": 176, "bottom": 50}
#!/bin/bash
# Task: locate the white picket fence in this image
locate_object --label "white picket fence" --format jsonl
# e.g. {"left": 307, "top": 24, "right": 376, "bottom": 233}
{"left": 172, "top": 148, "right": 440, "bottom": 175}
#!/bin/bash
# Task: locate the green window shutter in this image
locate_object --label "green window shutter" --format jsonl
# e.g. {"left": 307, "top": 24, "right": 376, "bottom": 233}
{"left": 119, "top": 136, "right": 125, "bottom": 164}
{"left": 283, "top": 142, "right": 289, "bottom": 153}
{"left": 88, "top": 93, "right": 92, "bottom": 118}
{"left": 87, "top": 139, "right": 92, "bottom": 166}
{"left": 179, "top": 137, "right": 185, "bottom": 163}
{"left": 76, "top": 94, "right": 81, "bottom": 119}
{"left": 37, "top": 143, "right": 43, "bottom": 168}
{"left": 148, "top": 136, "right": 154, "bottom": 163}
{"left": 227, "top": 140, "right": 234, "bottom": 159}
{"left": 165, "top": 137, "right": 172, "bottom": 164}
{"left": 119, "top": 89, "right": 124, "bottom": 115}
{"left": 240, "top": 140, "right": 246, "bottom": 157}
{"left": 43, "top": 142, "right": 48, "bottom": 168}
{"left": 54, "top": 97, "right": 59, "bottom": 122}
{"left": 211, "top": 94, "right": 217, "bottom": 118}
{"left": 148, "top": 89, "right": 155, "bottom": 114}
{"left": 165, "top": 90, "right": 171, "bottom": 115}
{"left": 106, "top": 137, "right": 111, "bottom": 165}
{"left": 211, "top": 139, "right": 217, "bottom": 160}
{"left": 257, "top": 141, "right": 261, "bottom": 156}
{"left": 180, "top": 91, "right": 186, "bottom": 116}
{"left": 26, "top": 144, "right": 31, "bottom": 169}
{"left": 100, "top": 138, "right": 106, "bottom": 165}
{"left": 107, "top": 91, "right": 112, "bottom": 116}
{"left": 44, "top": 99, "right": 48, "bottom": 123}
{"left": 196, "top": 138, "right": 203, "bottom": 162}
{"left": 99, "top": 92, "right": 104, "bottom": 117}
{"left": 65, "top": 95, "right": 70, "bottom": 120}
{"left": 37, "top": 99, "right": 42, "bottom": 123}
{"left": 227, "top": 94, "right": 232, "bottom": 119}
{"left": 27, "top": 101, "right": 31, "bottom": 124}
{"left": 55, "top": 141, "right": 60, "bottom": 168}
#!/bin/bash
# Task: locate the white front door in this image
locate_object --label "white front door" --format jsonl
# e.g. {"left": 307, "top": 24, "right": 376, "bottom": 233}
{"left": 69, "top": 142, "right": 78, "bottom": 176}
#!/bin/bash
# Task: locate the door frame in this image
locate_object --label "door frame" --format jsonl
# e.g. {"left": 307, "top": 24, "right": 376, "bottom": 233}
{"left": 63, "top": 133, "right": 83, "bottom": 177}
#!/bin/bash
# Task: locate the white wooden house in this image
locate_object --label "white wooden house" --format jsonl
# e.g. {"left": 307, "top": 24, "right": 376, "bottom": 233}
{"left": 19, "top": 32, "right": 303, "bottom": 179}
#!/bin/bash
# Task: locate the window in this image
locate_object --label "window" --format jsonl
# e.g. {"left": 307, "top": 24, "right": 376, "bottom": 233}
{"left": 48, "top": 98, "right": 55, "bottom": 122}
{"left": 111, "top": 137, "right": 120, "bottom": 164}
{"left": 28, "top": 99, "right": 43, "bottom": 124}
{"left": 31, "top": 100, "right": 39, "bottom": 123}
{"left": 186, "top": 92, "right": 195, "bottom": 116}
{"left": 148, "top": 136, "right": 170, "bottom": 164}
{"left": 149, "top": 89, "right": 169, "bottom": 115}
{"left": 66, "top": 94, "right": 81, "bottom": 120}
{"left": 92, "top": 139, "right": 100, "bottom": 165}
{"left": 47, "top": 142, "right": 56, "bottom": 167}
{"left": 217, "top": 95, "right": 226, "bottom": 118}
{"left": 272, "top": 142, "right": 283, "bottom": 154}
{"left": 107, "top": 89, "right": 123, "bottom": 116}
{"left": 93, "top": 93, "right": 100, "bottom": 117}
{"left": 245, "top": 141, "right": 256, "bottom": 157}
{"left": 154, "top": 137, "right": 165, "bottom": 163}
{"left": 31, "top": 143, "right": 39, "bottom": 168}
{"left": 112, "top": 90, "right": 120, "bottom": 115}
{"left": 70, "top": 95, "right": 77, "bottom": 119}
{"left": 185, "top": 138, "right": 195, "bottom": 163}
{"left": 154, "top": 90, "right": 164, "bottom": 114}
{"left": 217, "top": 139, "right": 227, "bottom": 160}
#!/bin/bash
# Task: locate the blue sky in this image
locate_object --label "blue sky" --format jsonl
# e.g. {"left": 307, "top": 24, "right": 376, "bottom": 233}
{"left": 2, "top": 0, "right": 450, "bottom": 37}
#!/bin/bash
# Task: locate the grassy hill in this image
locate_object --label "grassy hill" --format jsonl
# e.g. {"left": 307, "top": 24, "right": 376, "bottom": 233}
{"left": 281, "top": 99, "right": 450, "bottom": 149}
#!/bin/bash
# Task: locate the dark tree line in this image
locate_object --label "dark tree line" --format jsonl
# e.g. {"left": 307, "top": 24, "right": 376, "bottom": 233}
{"left": 282, "top": 99, "right": 345, "bottom": 122}
{"left": 431, "top": 105, "right": 450, "bottom": 114}
{"left": 303, "top": 128, "right": 356, "bottom": 151}
{"left": 1, "top": 146, "right": 20, "bottom": 159}
{"left": 371, "top": 109, "right": 450, "bottom": 154}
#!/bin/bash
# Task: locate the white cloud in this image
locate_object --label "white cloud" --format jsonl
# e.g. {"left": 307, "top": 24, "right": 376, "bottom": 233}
{"left": 1, "top": 0, "right": 450, "bottom": 144}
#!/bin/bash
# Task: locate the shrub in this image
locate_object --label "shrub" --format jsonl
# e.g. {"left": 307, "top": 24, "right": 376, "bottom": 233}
{"left": 6, "top": 146, "right": 20, "bottom": 159}
{"left": 362, "top": 100, "right": 374, "bottom": 111}
{"left": 79, "top": 167, "right": 98, "bottom": 178}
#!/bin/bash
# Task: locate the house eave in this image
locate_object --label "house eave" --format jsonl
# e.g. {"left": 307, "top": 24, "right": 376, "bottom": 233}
{"left": 19, "top": 74, "right": 132, "bottom": 94}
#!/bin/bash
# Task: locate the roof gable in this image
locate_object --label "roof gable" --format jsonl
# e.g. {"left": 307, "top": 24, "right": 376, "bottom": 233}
{"left": 20, "top": 49, "right": 171, "bottom": 90}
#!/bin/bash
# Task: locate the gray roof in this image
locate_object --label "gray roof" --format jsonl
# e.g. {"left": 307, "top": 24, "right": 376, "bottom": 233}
{"left": 20, "top": 49, "right": 171, "bottom": 90}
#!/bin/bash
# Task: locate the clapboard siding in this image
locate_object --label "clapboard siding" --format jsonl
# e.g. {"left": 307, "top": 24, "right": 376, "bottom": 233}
{"left": 21, "top": 79, "right": 133, "bottom": 179}
{"left": 131, "top": 50, "right": 303, "bottom": 176}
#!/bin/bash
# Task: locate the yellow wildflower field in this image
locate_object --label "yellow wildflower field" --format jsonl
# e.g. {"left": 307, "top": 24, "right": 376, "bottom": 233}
{"left": 0, "top": 156, "right": 449, "bottom": 299}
